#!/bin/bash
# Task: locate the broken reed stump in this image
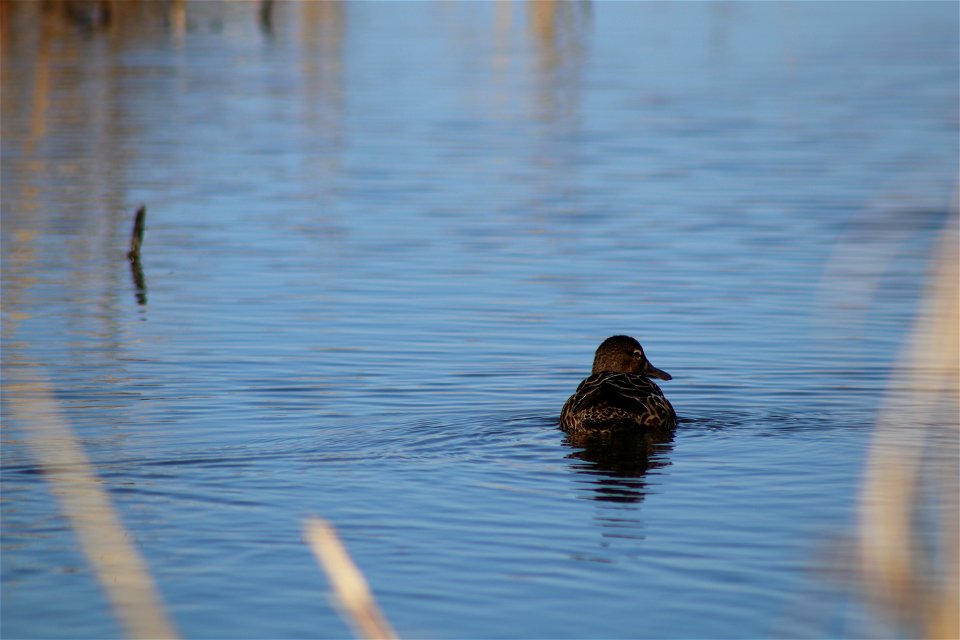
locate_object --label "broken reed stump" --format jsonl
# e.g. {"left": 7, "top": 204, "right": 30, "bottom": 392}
{"left": 127, "top": 205, "right": 148, "bottom": 304}
{"left": 127, "top": 205, "right": 146, "bottom": 262}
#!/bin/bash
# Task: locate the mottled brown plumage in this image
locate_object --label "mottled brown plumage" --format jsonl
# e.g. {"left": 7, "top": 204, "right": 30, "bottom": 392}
{"left": 560, "top": 336, "right": 676, "bottom": 435}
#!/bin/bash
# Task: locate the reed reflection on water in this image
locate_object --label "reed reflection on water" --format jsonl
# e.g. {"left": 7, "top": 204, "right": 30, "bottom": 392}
{"left": 2, "top": 2, "right": 958, "bottom": 639}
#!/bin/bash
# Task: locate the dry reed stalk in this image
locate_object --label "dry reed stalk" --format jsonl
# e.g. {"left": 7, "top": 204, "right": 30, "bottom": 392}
{"left": 6, "top": 372, "right": 179, "bottom": 640}
{"left": 857, "top": 212, "right": 959, "bottom": 639}
{"left": 303, "top": 517, "right": 398, "bottom": 640}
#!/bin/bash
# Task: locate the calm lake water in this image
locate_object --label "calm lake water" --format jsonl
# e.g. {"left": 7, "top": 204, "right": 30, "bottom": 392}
{"left": 2, "top": 2, "right": 957, "bottom": 638}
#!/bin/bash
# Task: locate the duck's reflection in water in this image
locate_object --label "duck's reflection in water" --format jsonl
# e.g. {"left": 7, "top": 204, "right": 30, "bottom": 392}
{"left": 563, "top": 430, "right": 674, "bottom": 504}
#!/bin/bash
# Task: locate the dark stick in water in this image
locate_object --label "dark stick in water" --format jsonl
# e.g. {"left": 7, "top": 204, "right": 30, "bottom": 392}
{"left": 127, "top": 205, "right": 148, "bottom": 305}
{"left": 127, "top": 205, "right": 146, "bottom": 262}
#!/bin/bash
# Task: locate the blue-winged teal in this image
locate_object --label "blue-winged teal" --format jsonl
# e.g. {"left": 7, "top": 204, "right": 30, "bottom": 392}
{"left": 560, "top": 336, "right": 676, "bottom": 435}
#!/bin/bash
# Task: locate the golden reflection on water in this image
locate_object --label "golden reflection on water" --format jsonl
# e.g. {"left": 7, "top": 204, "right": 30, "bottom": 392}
{"left": 0, "top": 0, "right": 593, "bottom": 361}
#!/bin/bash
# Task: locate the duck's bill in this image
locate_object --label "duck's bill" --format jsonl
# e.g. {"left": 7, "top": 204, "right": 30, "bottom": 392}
{"left": 645, "top": 363, "right": 672, "bottom": 381}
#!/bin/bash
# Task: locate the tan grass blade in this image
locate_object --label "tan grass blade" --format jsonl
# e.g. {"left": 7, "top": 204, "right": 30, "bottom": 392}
{"left": 303, "top": 517, "right": 398, "bottom": 640}
{"left": 6, "top": 372, "right": 178, "bottom": 640}
{"left": 857, "top": 212, "right": 959, "bottom": 639}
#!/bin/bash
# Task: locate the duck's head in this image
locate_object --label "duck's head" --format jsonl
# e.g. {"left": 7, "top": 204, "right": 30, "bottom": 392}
{"left": 591, "top": 335, "right": 672, "bottom": 380}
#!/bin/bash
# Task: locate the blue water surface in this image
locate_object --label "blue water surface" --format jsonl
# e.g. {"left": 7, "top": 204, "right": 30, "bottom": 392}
{"left": 2, "top": 2, "right": 957, "bottom": 638}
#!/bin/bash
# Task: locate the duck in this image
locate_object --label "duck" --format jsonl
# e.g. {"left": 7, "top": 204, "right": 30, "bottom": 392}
{"left": 560, "top": 335, "right": 677, "bottom": 435}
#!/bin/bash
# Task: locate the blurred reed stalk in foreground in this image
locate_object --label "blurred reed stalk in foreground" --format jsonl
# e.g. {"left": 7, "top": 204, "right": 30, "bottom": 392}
{"left": 304, "top": 517, "right": 398, "bottom": 640}
{"left": 6, "top": 372, "right": 179, "bottom": 640}
{"left": 856, "top": 211, "right": 958, "bottom": 639}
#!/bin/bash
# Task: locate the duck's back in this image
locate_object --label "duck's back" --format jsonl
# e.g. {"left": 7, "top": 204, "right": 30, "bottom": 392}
{"left": 560, "top": 371, "right": 676, "bottom": 434}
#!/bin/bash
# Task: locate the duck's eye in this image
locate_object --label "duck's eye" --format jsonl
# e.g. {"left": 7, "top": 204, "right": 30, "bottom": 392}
{"left": 633, "top": 350, "right": 643, "bottom": 358}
